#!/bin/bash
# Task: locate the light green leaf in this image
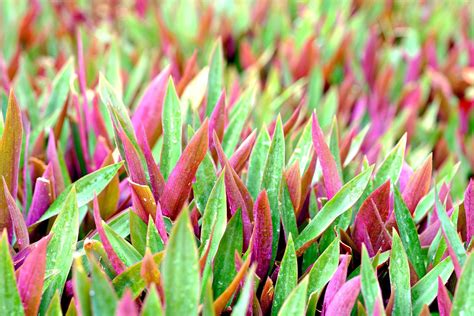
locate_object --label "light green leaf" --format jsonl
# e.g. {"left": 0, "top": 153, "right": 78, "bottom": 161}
{"left": 307, "top": 237, "right": 339, "bottom": 298}
{"left": 231, "top": 266, "right": 256, "bottom": 316}
{"left": 277, "top": 277, "right": 308, "bottom": 316}
{"left": 361, "top": 245, "right": 383, "bottom": 315}
{"left": 130, "top": 212, "right": 147, "bottom": 255}
{"left": 162, "top": 210, "right": 200, "bottom": 316}
{"left": 296, "top": 166, "right": 373, "bottom": 251}
{"left": 141, "top": 285, "right": 163, "bottom": 316}
{"left": 0, "top": 231, "right": 24, "bottom": 316}
{"left": 373, "top": 134, "right": 406, "bottom": 188}
{"left": 247, "top": 128, "right": 271, "bottom": 200}
{"left": 103, "top": 221, "right": 142, "bottom": 266}
{"left": 389, "top": 231, "right": 411, "bottom": 316}
{"left": 452, "top": 253, "right": 474, "bottom": 315}
{"left": 206, "top": 39, "right": 224, "bottom": 117}
{"left": 161, "top": 78, "right": 182, "bottom": 179}
{"left": 272, "top": 235, "right": 297, "bottom": 315}
{"left": 89, "top": 257, "right": 118, "bottom": 315}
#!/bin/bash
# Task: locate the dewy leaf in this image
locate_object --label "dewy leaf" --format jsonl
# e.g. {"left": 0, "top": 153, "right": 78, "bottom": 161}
{"left": 312, "top": 112, "right": 342, "bottom": 199}
{"left": 213, "top": 209, "right": 243, "bottom": 297}
{"left": 89, "top": 256, "right": 118, "bottom": 316}
{"left": 272, "top": 235, "right": 297, "bottom": 316}
{"left": 435, "top": 189, "right": 466, "bottom": 277}
{"left": 307, "top": 237, "right": 339, "bottom": 298}
{"left": 373, "top": 134, "right": 406, "bottom": 188}
{"left": 102, "top": 221, "right": 142, "bottom": 267}
{"left": 325, "top": 276, "right": 361, "bottom": 316}
{"left": 160, "top": 78, "right": 182, "bottom": 180}
{"left": 361, "top": 245, "right": 383, "bottom": 315}
{"left": 17, "top": 235, "right": 51, "bottom": 316}
{"left": 452, "top": 252, "right": 474, "bottom": 316}
{"left": 465, "top": 179, "right": 474, "bottom": 244}
{"left": 0, "top": 90, "right": 23, "bottom": 235}
{"left": 39, "top": 188, "right": 79, "bottom": 314}
{"left": 247, "top": 128, "right": 271, "bottom": 200}
{"left": 296, "top": 166, "right": 373, "bottom": 252}
{"left": 230, "top": 265, "right": 256, "bottom": 316}
{"left": 72, "top": 258, "right": 91, "bottom": 316}
{"left": 393, "top": 186, "right": 426, "bottom": 277}
{"left": 261, "top": 116, "right": 284, "bottom": 264}
{"left": 277, "top": 276, "right": 308, "bottom": 316}
{"left": 37, "top": 162, "right": 123, "bottom": 223}
{"left": 162, "top": 209, "right": 200, "bottom": 316}
{"left": 251, "top": 190, "right": 273, "bottom": 280}
{"left": 411, "top": 257, "right": 453, "bottom": 316}
{"left": 0, "top": 231, "right": 24, "bottom": 316}
{"left": 389, "top": 230, "right": 411, "bottom": 316}
{"left": 160, "top": 119, "right": 209, "bottom": 220}
{"left": 206, "top": 39, "right": 224, "bottom": 117}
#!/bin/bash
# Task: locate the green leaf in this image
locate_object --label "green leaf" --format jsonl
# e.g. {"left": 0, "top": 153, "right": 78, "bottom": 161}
{"left": 343, "top": 124, "right": 370, "bottom": 167}
{"left": 89, "top": 257, "right": 118, "bottom": 315}
{"left": 40, "top": 189, "right": 79, "bottom": 313}
{"left": 112, "top": 252, "right": 164, "bottom": 298}
{"left": 411, "top": 257, "right": 454, "bottom": 315}
{"left": 45, "top": 58, "right": 74, "bottom": 116}
{"left": 146, "top": 218, "right": 164, "bottom": 253}
{"left": 45, "top": 291, "right": 62, "bottom": 316}
{"left": 130, "top": 212, "right": 147, "bottom": 255}
{"left": 247, "top": 128, "right": 271, "bottom": 200}
{"left": 124, "top": 53, "right": 149, "bottom": 106}
{"left": 296, "top": 166, "right": 373, "bottom": 251}
{"left": 307, "top": 237, "right": 339, "bottom": 298}
{"left": 373, "top": 134, "right": 406, "bottom": 188}
{"left": 452, "top": 253, "right": 474, "bottom": 315}
{"left": 307, "top": 68, "right": 323, "bottom": 111}
{"left": 361, "top": 245, "right": 383, "bottom": 315}
{"left": 393, "top": 186, "right": 426, "bottom": 277}
{"left": 287, "top": 120, "right": 312, "bottom": 173}
{"left": 222, "top": 89, "right": 252, "bottom": 156}
{"left": 206, "top": 39, "right": 224, "bottom": 117}
{"left": 38, "top": 163, "right": 123, "bottom": 223}
{"left": 435, "top": 190, "right": 466, "bottom": 270}
{"left": 389, "top": 231, "right": 411, "bottom": 316}
{"left": 213, "top": 209, "right": 243, "bottom": 297}
{"left": 261, "top": 116, "right": 285, "bottom": 263}
{"left": 202, "top": 280, "right": 216, "bottom": 316}
{"left": 272, "top": 235, "right": 297, "bottom": 315}
{"left": 161, "top": 78, "right": 182, "bottom": 179}
{"left": 103, "top": 221, "right": 142, "bottom": 266}
{"left": 0, "top": 231, "right": 24, "bottom": 316}
{"left": 72, "top": 258, "right": 91, "bottom": 316}
{"left": 279, "top": 181, "right": 298, "bottom": 239}
{"left": 277, "top": 277, "right": 308, "bottom": 316}
{"left": 141, "top": 285, "right": 163, "bottom": 316}
{"left": 162, "top": 209, "right": 200, "bottom": 316}
{"left": 193, "top": 152, "right": 217, "bottom": 213}
{"left": 104, "top": 42, "right": 123, "bottom": 99}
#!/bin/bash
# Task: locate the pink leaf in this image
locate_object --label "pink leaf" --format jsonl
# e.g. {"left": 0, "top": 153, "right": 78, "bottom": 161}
{"left": 325, "top": 276, "right": 362, "bottom": 316}
{"left": 402, "top": 155, "right": 432, "bottom": 214}
{"left": 251, "top": 190, "right": 273, "bottom": 280}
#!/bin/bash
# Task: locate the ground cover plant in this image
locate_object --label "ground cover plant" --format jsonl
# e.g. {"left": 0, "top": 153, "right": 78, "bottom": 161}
{"left": 0, "top": 0, "right": 473, "bottom": 315}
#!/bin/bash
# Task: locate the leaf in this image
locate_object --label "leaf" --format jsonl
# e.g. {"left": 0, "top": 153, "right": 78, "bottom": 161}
{"left": 247, "top": 128, "right": 271, "bottom": 200}
{"left": 402, "top": 155, "right": 432, "bottom": 214}
{"left": 206, "top": 39, "right": 224, "bottom": 117}
{"left": 2, "top": 177, "right": 28, "bottom": 249}
{"left": 44, "top": 58, "right": 74, "bottom": 116}
{"left": 251, "top": 190, "right": 273, "bottom": 279}
{"left": 160, "top": 119, "right": 209, "bottom": 220}
{"left": 116, "top": 291, "right": 138, "bottom": 316}
{"left": 0, "top": 90, "right": 23, "bottom": 235}
{"left": 37, "top": 162, "right": 123, "bottom": 223}
{"left": 435, "top": 189, "right": 466, "bottom": 277}
{"left": 295, "top": 166, "right": 373, "bottom": 252}
{"left": 373, "top": 134, "right": 406, "bottom": 188}
{"left": 45, "top": 291, "right": 61, "bottom": 316}
{"left": 393, "top": 186, "right": 426, "bottom": 277}
{"left": 112, "top": 252, "right": 164, "bottom": 298}
{"left": 437, "top": 276, "right": 452, "bottom": 316}
{"left": 325, "top": 276, "right": 361, "bottom": 316}
{"left": 213, "top": 209, "right": 243, "bottom": 297}
{"left": 465, "top": 179, "right": 474, "bottom": 243}
{"left": 102, "top": 221, "right": 142, "bottom": 267}
{"left": 361, "top": 245, "right": 383, "bottom": 315}
{"left": 130, "top": 211, "right": 148, "bottom": 255}
{"left": 17, "top": 235, "right": 51, "bottom": 316}
{"left": 0, "top": 230, "right": 24, "bottom": 316}
{"left": 312, "top": 112, "right": 342, "bottom": 199}
{"left": 72, "top": 258, "right": 91, "bottom": 316}
{"left": 162, "top": 209, "right": 200, "bottom": 316}
{"left": 231, "top": 266, "right": 256, "bottom": 316}
{"left": 411, "top": 257, "right": 454, "bottom": 315}
{"left": 277, "top": 277, "right": 308, "bottom": 316}
{"left": 222, "top": 89, "right": 252, "bottom": 156}
{"left": 307, "top": 237, "right": 339, "bottom": 298}
{"left": 279, "top": 181, "right": 298, "bottom": 240}
{"left": 89, "top": 256, "right": 118, "bottom": 316}
{"left": 272, "top": 235, "right": 297, "bottom": 315}
{"left": 161, "top": 78, "right": 182, "bottom": 179}
{"left": 141, "top": 285, "right": 163, "bottom": 316}
{"left": 389, "top": 230, "right": 411, "bottom": 316}
{"left": 452, "top": 252, "right": 474, "bottom": 316}
{"left": 193, "top": 152, "right": 217, "bottom": 213}
{"left": 261, "top": 117, "right": 284, "bottom": 264}
{"left": 40, "top": 189, "right": 79, "bottom": 314}
{"left": 146, "top": 217, "right": 164, "bottom": 253}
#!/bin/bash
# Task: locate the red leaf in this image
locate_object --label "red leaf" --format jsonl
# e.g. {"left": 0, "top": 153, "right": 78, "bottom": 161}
{"left": 285, "top": 161, "right": 301, "bottom": 212}
{"left": 17, "top": 235, "right": 51, "bottom": 316}
{"left": 312, "top": 113, "right": 342, "bottom": 199}
{"left": 160, "top": 119, "right": 209, "bottom": 219}
{"left": 209, "top": 90, "right": 226, "bottom": 159}
{"left": 437, "top": 276, "right": 452, "bottom": 316}
{"left": 2, "top": 177, "right": 29, "bottom": 250}
{"left": 251, "top": 190, "right": 273, "bottom": 279}
{"left": 402, "top": 155, "right": 432, "bottom": 214}
{"left": 130, "top": 180, "right": 157, "bottom": 223}
{"left": 229, "top": 129, "right": 257, "bottom": 174}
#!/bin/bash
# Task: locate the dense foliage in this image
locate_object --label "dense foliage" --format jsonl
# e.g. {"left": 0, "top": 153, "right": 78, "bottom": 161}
{"left": 0, "top": 0, "right": 473, "bottom": 315}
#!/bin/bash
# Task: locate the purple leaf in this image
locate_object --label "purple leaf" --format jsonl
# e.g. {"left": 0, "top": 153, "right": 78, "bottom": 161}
{"left": 229, "top": 129, "right": 257, "bottom": 174}
{"left": 437, "top": 276, "right": 452, "bottom": 316}
{"left": 325, "top": 276, "right": 361, "bottom": 316}
{"left": 465, "top": 179, "right": 474, "bottom": 243}
{"left": 312, "top": 113, "right": 342, "bottom": 199}
{"left": 2, "top": 177, "right": 29, "bottom": 250}
{"left": 323, "top": 255, "right": 351, "bottom": 312}
{"left": 251, "top": 190, "right": 273, "bottom": 280}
